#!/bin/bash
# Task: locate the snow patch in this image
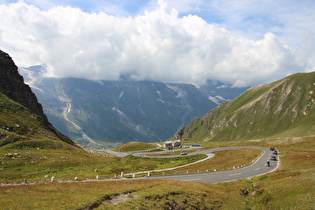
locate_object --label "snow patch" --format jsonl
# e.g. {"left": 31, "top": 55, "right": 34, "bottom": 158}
{"left": 119, "top": 91, "right": 124, "bottom": 99}
{"left": 93, "top": 80, "right": 104, "bottom": 85}
{"left": 18, "top": 65, "right": 46, "bottom": 85}
{"left": 208, "top": 95, "right": 228, "bottom": 104}
{"left": 217, "top": 84, "right": 229, "bottom": 89}
{"left": 166, "top": 84, "right": 186, "bottom": 99}
{"left": 112, "top": 107, "right": 127, "bottom": 119}
{"left": 157, "top": 99, "right": 165, "bottom": 103}
{"left": 136, "top": 125, "right": 144, "bottom": 132}
{"left": 30, "top": 86, "right": 44, "bottom": 93}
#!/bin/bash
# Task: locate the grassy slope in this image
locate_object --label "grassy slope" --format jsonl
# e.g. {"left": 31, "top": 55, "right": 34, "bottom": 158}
{"left": 0, "top": 180, "right": 246, "bottom": 209}
{"left": 173, "top": 72, "right": 315, "bottom": 143}
{"left": 113, "top": 142, "right": 159, "bottom": 152}
{"left": 0, "top": 137, "right": 313, "bottom": 209}
{"left": 246, "top": 136, "right": 315, "bottom": 209}
{"left": 0, "top": 92, "right": 117, "bottom": 182}
{"left": 0, "top": 92, "right": 68, "bottom": 148}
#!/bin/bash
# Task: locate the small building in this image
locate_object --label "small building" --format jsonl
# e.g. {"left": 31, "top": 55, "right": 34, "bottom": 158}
{"left": 164, "top": 140, "right": 181, "bottom": 150}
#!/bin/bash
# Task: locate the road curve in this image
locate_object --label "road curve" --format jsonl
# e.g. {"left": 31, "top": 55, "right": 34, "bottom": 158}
{"left": 0, "top": 147, "right": 278, "bottom": 187}
{"left": 139, "top": 147, "right": 279, "bottom": 183}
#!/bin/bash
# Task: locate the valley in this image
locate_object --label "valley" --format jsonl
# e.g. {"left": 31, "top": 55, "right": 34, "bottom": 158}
{"left": 19, "top": 65, "right": 250, "bottom": 149}
{"left": 62, "top": 102, "right": 102, "bottom": 148}
{"left": 19, "top": 65, "right": 220, "bottom": 147}
{"left": 0, "top": 50, "right": 314, "bottom": 209}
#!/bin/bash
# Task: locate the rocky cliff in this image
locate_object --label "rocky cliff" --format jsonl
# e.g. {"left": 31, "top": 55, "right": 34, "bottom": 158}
{"left": 0, "top": 50, "right": 45, "bottom": 118}
{"left": 0, "top": 50, "right": 76, "bottom": 146}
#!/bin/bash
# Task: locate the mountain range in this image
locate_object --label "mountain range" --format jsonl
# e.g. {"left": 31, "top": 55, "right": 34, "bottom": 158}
{"left": 20, "top": 65, "right": 241, "bottom": 148}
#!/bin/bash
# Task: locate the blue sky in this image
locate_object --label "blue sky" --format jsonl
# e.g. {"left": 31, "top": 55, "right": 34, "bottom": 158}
{"left": 1, "top": 0, "right": 314, "bottom": 87}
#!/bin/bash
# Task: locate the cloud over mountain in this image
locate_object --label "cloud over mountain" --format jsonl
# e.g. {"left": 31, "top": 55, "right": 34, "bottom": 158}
{"left": 0, "top": 1, "right": 313, "bottom": 87}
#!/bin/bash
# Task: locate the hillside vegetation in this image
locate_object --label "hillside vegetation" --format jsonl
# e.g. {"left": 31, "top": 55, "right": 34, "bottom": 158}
{"left": 1, "top": 137, "right": 314, "bottom": 209}
{"left": 1, "top": 50, "right": 314, "bottom": 209}
{"left": 0, "top": 92, "right": 74, "bottom": 149}
{"left": 0, "top": 92, "right": 115, "bottom": 182}
{"left": 113, "top": 142, "right": 159, "bottom": 152}
{"left": 172, "top": 72, "right": 315, "bottom": 142}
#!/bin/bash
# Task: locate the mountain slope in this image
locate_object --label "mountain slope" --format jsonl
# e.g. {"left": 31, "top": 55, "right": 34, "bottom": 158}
{"left": 0, "top": 50, "right": 77, "bottom": 147}
{"left": 171, "top": 72, "right": 315, "bottom": 142}
{"left": 0, "top": 92, "right": 72, "bottom": 149}
{"left": 19, "top": 66, "right": 217, "bottom": 147}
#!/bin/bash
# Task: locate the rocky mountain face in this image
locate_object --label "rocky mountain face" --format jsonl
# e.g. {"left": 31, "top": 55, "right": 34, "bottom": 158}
{"left": 171, "top": 72, "right": 315, "bottom": 142}
{"left": 0, "top": 50, "right": 76, "bottom": 146}
{"left": 0, "top": 51, "right": 44, "bottom": 118}
{"left": 19, "top": 65, "right": 218, "bottom": 148}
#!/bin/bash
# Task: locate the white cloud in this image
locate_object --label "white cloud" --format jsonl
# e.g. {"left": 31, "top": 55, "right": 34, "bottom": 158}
{"left": 0, "top": 1, "right": 313, "bottom": 88}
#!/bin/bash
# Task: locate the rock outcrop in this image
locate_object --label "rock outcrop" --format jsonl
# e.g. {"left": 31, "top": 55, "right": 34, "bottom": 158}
{"left": 0, "top": 50, "right": 76, "bottom": 146}
{"left": 0, "top": 50, "right": 45, "bottom": 118}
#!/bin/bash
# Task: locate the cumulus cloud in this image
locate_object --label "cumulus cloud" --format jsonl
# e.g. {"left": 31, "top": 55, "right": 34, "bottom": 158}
{"left": 0, "top": 1, "right": 313, "bottom": 87}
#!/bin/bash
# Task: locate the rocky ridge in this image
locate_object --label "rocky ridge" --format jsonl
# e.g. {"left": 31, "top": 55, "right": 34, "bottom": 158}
{"left": 0, "top": 50, "right": 76, "bottom": 146}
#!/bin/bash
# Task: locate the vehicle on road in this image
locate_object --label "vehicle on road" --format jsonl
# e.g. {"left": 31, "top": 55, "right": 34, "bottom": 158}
{"left": 266, "top": 161, "right": 270, "bottom": 167}
{"left": 192, "top": 144, "right": 200, "bottom": 147}
{"left": 270, "top": 147, "right": 275, "bottom": 151}
{"left": 273, "top": 150, "right": 278, "bottom": 155}
{"left": 270, "top": 156, "right": 277, "bottom": 161}
{"left": 180, "top": 152, "right": 188, "bottom": 156}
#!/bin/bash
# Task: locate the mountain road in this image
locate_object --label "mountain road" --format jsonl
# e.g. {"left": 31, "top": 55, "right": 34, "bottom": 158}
{"left": 134, "top": 147, "right": 279, "bottom": 183}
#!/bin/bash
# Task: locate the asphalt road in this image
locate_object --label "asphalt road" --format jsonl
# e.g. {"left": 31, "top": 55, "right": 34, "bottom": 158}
{"left": 141, "top": 147, "right": 279, "bottom": 183}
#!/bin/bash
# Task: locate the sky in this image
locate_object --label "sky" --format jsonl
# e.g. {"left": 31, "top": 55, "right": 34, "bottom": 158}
{"left": 0, "top": 0, "right": 314, "bottom": 87}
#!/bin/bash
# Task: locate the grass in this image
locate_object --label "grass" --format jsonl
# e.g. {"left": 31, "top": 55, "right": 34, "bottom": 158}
{"left": 0, "top": 137, "right": 314, "bottom": 209}
{"left": 145, "top": 148, "right": 203, "bottom": 156}
{"left": 0, "top": 179, "right": 249, "bottom": 209}
{"left": 0, "top": 146, "right": 116, "bottom": 183}
{"left": 149, "top": 149, "right": 261, "bottom": 176}
{"left": 1, "top": 145, "right": 210, "bottom": 183}
{"left": 113, "top": 142, "right": 159, "bottom": 152}
{"left": 245, "top": 136, "right": 315, "bottom": 209}
{"left": 104, "top": 154, "right": 207, "bottom": 176}
{"left": 179, "top": 149, "right": 259, "bottom": 172}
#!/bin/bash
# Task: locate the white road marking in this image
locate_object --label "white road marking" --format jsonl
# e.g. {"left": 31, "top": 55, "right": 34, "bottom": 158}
{"left": 182, "top": 178, "right": 202, "bottom": 181}
{"left": 255, "top": 168, "right": 260, "bottom": 171}
{"left": 229, "top": 173, "right": 242, "bottom": 176}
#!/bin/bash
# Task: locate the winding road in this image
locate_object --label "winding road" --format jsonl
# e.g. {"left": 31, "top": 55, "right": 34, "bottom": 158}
{"left": 0, "top": 147, "right": 279, "bottom": 187}
{"left": 128, "top": 147, "right": 279, "bottom": 183}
